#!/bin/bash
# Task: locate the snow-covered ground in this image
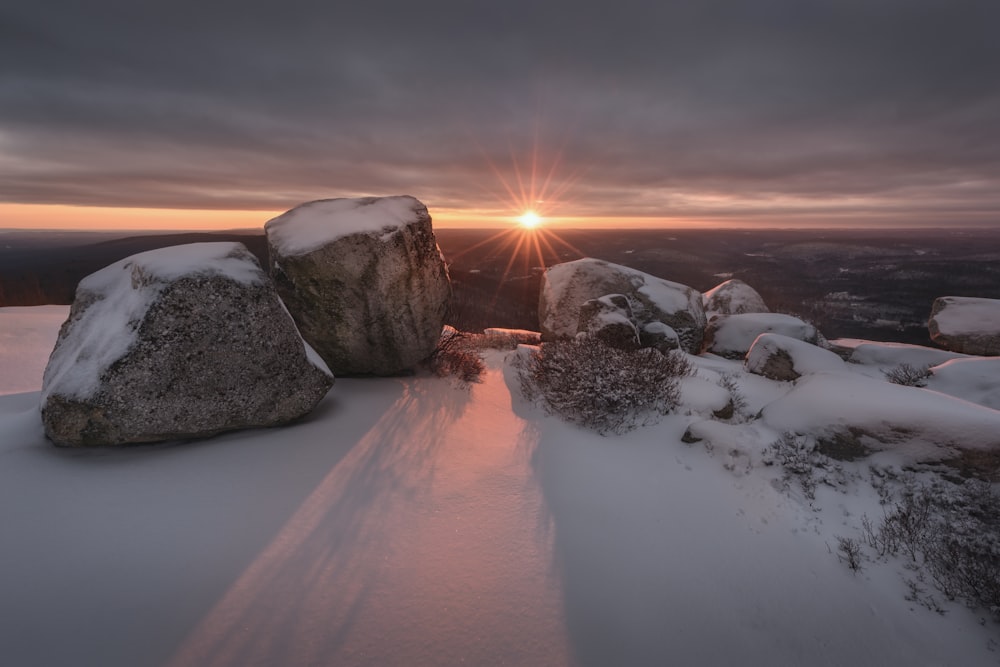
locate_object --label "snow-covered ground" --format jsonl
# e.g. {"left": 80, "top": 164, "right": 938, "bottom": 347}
{"left": 0, "top": 308, "right": 997, "bottom": 666}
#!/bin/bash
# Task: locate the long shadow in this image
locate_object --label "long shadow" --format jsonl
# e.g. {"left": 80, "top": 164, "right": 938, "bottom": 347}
{"left": 165, "top": 377, "right": 472, "bottom": 666}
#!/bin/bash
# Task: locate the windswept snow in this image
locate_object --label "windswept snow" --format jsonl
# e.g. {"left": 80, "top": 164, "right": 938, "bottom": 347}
{"left": 1, "top": 309, "right": 998, "bottom": 666}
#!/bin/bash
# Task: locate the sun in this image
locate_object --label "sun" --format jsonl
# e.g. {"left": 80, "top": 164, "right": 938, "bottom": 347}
{"left": 518, "top": 210, "right": 542, "bottom": 229}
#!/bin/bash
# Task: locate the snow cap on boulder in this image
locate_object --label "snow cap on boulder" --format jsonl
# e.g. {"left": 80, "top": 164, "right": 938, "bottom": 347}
{"left": 703, "top": 313, "right": 819, "bottom": 360}
{"left": 539, "top": 258, "right": 706, "bottom": 353}
{"left": 928, "top": 296, "right": 1000, "bottom": 356}
{"left": 576, "top": 294, "right": 640, "bottom": 350}
{"left": 41, "top": 242, "right": 334, "bottom": 447}
{"left": 703, "top": 279, "right": 769, "bottom": 316}
{"left": 266, "top": 196, "right": 451, "bottom": 376}
{"left": 745, "top": 333, "right": 845, "bottom": 381}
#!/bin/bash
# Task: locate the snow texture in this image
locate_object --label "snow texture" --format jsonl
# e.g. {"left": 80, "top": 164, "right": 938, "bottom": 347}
{"left": 929, "top": 296, "right": 1000, "bottom": 355}
{"left": 745, "top": 333, "right": 845, "bottom": 381}
{"left": 0, "top": 306, "right": 69, "bottom": 395}
{"left": 927, "top": 357, "right": 1000, "bottom": 410}
{"left": 1, "top": 309, "right": 997, "bottom": 665}
{"left": 830, "top": 338, "right": 968, "bottom": 370}
{"left": 264, "top": 195, "right": 428, "bottom": 257}
{"left": 762, "top": 372, "right": 1000, "bottom": 461}
{"left": 704, "top": 312, "right": 818, "bottom": 359}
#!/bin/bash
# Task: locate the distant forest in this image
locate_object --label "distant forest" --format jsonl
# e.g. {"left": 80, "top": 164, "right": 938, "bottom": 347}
{"left": 3, "top": 227, "right": 999, "bottom": 345}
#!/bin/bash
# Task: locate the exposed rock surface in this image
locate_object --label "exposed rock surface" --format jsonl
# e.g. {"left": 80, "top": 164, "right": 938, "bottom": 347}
{"left": 639, "top": 321, "right": 680, "bottom": 353}
{"left": 266, "top": 196, "right": 451, "bottom": 375}
{"left": 576, "top": 294, "right": 640, "bottom": 349}
{"left": 41, "top": 242, "right": 333, "bottom": 447}
{"left": 703, "top": 313, "right": 819, "bottom": 360}
{"left": 928, "top": 296, "right": 1000, "bottom": 356}
{"left": 745, "top": 333, "right": 845, "bottom": 381}
{"left": 539, "top": 258, "right": 706, "bottom": 353}
{"left": 703, "top": 279, "right": 769, "bottom": 316}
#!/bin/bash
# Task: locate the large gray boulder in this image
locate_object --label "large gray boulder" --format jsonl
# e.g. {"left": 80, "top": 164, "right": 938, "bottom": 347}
{"left": 928, "top": 296, "right": 1000, "bottom": 356}
{"left": 41, "top": 243, "right": 334, "bottom": 447}
{"left": 539, "top": 258, "right": 706, "bottom": 353}
{"left": 703, "top": 279, "right": 769, "bottom": 316}
{"left": 265, "top": 196, "right": 451, "bottom": 376}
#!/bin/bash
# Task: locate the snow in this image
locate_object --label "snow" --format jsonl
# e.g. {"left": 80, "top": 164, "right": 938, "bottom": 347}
{"left": 762, "top": 372, "right": 1000, "bottom": 460}
{"left": 708, "top": 313, "right": 817, "bottom": 357}
{"left": 746, "top": 333, "right": 846, "bottom": 377}
{"left": 927, "top": 357, "right": 1000, "bottom": 410}
{"left": 40, "top": 242, "right": 270, "bottom": 402}
{"left": 0, "top": 306, "right": 69, "bottom": 395}
{"left": 832, "top": 338, "right": 968, "bottom": 370}
{"left": 932, "top": 296, "right": 1000, "bottom": 336}
{"left": 265, "top": 196, "right": 426, "bottom": 257}
{"left": 1, "top": 308, "right": 998, "bottom": 666}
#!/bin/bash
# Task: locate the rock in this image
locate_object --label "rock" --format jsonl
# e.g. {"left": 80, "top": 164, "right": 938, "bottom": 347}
{"left": 928, "top": 296, "right": 1000, "bottom": 356}
{"left": 576, "top": 294, "right": 640, "bottom": 349}
{"left": 266, "top": 196, "right": 451, "bottom": 375}
{"left": 827, "top": 338, "right": 968, "bottom": 368}
{"left": 41, "top": 243, "right": 333, "bottom": 447}
{"left": 745, "top": 333, "right": 845, "bottom": 381}
{"left": 760, "top": 373, "right": 1000, "bottom": 466}
{"left": 703, "top": 279, "right": 769, "bottom": 316}
{"left": 639, "top": 321, "right": 680, "bottom": 353}
{"left": 539, "top": 258, "right": 706, "bottom": 353}
{"left": 703, "top": 313, "right": 819, "bottom": 360}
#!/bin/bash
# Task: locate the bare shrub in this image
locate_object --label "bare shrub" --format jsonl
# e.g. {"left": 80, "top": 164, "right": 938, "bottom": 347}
{"left": 426, "top": 330, "right": 485, "bottom": 384}
{"left": 517, "top": 338, "right": 693, "bottom": 435}
{"left": 860, "top": 477, "right": 1000, "bottom": 616}
{"left": 717, "top": 372, "right": 750, "bottom": 422}
{"left": 836, "top": 536, "right": 864, "bottom": 573}
{"left": 883, "top": 363, "right": 931, "bottom": 387}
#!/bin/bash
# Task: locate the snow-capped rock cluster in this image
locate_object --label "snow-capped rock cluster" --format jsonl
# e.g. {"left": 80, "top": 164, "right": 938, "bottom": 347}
{"left": 535, "top": 257, "right": 1000, "bottom": 474}
{"left": 538, "top": 258, "right": 706, "bottom": 353}
{"left": 41, "top": 196, "right": 451, "bottom": 446}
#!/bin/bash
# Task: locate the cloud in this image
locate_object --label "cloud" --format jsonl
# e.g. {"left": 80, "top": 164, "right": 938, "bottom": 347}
{"left": 1, "top": 0, "right": 999, "bottom": 224}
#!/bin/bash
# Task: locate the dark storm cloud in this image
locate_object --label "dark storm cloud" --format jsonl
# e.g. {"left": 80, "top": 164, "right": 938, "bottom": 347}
{"left": 2, "top": 0, "right": 999, "bottom": 223}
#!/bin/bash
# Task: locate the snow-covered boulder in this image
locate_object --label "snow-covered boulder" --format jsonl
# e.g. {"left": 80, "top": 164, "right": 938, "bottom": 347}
{"left": 745, "top": 334, "right": 845, "bottom": 382}
{"left": 639, "top": 321, "right": 680, "bottom": 353}
{"left": 926, "top": 357, "right": 1000, "bottom": 410}
{"left": 761, "top": 373, "right": 1000, "bottom": 465}
{"left": 702, "top": 313, "right": 819, "bottom": 360}
{"left": 828, "top": 339, "right": 968, "bottom": 369}
{"left": 928, "top": 296, "right": 1000, "bottom": 356}
{"left": 576, "top": 294, "right": 640, "bottom": 349}
{"left": 41, "top": 243, "right": 334, "bottom": 447}
{"left": 703, "top": 279, "right": 769, "bottom": 316}
{"left": 266, "top": 196, "right": 451, "bottom": 376}
{"left": 539, "top": 258, "right": 706, "bottom": 353}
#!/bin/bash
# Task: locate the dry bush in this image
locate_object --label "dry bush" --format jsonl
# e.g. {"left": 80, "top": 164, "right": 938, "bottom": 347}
{"left": 883, "top": 363, "right": 931, "bottom": 387}
{"left": 426, "top": 330, "right": 485, "bottom": 384}
{"left": 517, "top": 338, "right": 693, "bottom": 435}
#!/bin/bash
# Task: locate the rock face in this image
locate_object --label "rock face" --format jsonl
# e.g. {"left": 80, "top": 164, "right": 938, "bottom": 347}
{"left": 577, "top": 294, "right": 640, "bottom": 349}
{"left": 745, "top": 333, "right": 845, "bottom": 381}
{"left": 41, "top": 243, "right": 334, "bottom": 447}
{"left": 703, "top": 313, "right": 819, "bottom": 360}
{"left": 703, "top": 279, "right": 769, "bottom": 316}
{"left": 265, "top": 196, "right": 451, "bottom": 376}
{"left": 539, "top": 258, "right": 706, "bottom": 353}
{"left": 928, "top": 296, "right": 1000, "bottom": 356}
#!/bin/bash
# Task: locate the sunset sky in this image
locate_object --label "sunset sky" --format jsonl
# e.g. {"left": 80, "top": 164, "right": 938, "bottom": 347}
{"left": 2, "top": 0, "right": 998, "bottom": 230}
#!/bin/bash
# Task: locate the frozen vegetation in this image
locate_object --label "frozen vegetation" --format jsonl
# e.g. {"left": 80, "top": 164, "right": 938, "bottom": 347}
{"left": 1, "top": 303, "right": 998, "bottom": 666}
